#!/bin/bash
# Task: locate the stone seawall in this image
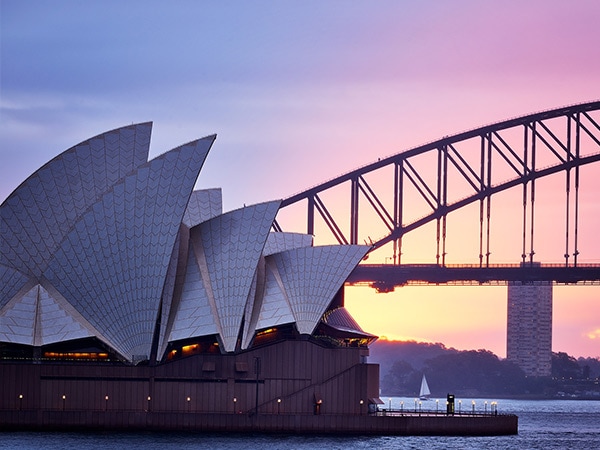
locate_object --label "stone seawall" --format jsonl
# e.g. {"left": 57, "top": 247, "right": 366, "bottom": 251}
{"left": 0, "top": 411, "right": 518, "bottom": 436}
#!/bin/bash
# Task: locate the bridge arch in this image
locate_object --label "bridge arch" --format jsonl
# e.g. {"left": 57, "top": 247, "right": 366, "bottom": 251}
{"left": 274, "top": 101, "right": 600, "bottom": 267}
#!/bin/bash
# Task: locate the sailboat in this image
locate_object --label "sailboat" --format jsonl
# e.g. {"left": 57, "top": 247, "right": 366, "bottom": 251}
{"left": 419, "top": 374, "right": 431, "bottom": 400}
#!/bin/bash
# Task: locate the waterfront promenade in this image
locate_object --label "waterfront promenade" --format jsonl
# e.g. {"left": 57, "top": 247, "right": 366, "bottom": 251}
{"left": 0, "top": 407, "right": 517, "bottom": 436}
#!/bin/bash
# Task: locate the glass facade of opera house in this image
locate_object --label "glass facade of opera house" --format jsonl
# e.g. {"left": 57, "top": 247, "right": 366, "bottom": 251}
{"left": 0, "top": 123, "right": 380, "bottom": 417}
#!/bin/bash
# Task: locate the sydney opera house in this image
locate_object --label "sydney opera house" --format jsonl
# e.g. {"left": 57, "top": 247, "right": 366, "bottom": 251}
{"left": 0, "top": 123, "right": 385, "bottom": 431}
{"left": 0, "top": 123, "right": 520, "bottom": 435}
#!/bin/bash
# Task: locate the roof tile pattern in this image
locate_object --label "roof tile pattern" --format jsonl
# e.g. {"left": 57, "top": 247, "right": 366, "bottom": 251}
{"left": 156, "top": 231, "right": 183, "bottom": 357}
{"left": 240, "top": 259, "right": 264, "bottom": 350}
{"left": 169, "top": 240, "right": 219, "bottom": 342}
{"left": 37, "top": 285, "right": 94, "bottom": 345}
{"left": 0, "top": 284, "right": 37, "bottom": 345}
{"left": 182, "top": 189, "right": 223, "bottom": 228}
{"left": 42, "top": 138, "right": 213, "bottom": 359}
{"left": 191, "top": 201, "right": 280, "bottom": 352}
{"left": 255, "top": 258, "right": 294, "bottom": 330}
{"left": 262, "top": 232, "right": 313, "bottom": 256}
{"left": 0, "top": 265, "right": 29, "bottom": 311}
{"left": 0, "top": 284, "right": 96, "bottom": 346}
{"left": 0, "top": 123, "right": 151, "bottom": 281}
{"left": 268, "top": 245, "right": 369, "bottom": 335}
{"left": 322, "top": 306, "right": 375, "bottom": 338}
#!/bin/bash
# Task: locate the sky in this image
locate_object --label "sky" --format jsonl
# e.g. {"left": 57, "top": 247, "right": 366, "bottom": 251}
{"left": 1, "top": 1, "right": 600, "bottom": 358}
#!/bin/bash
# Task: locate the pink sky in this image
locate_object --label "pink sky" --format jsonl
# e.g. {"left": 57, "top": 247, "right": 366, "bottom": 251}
{"left": 1, "top": 1, "right": 599, "bottom": 357}
{"left": 345, "top": 285, "right": 600, "bottom": 359}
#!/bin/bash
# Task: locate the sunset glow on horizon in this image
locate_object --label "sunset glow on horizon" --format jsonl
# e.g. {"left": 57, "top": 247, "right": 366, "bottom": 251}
{"left": 345, "top": 284, "right": 600, "bottom": 359}
{"left": 2, "top": 1, "right": 599, "bottom": 358}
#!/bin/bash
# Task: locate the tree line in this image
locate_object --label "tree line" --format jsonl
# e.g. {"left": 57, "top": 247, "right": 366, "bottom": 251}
{"left": 370, "top": 340, "right": 600, "bottom": 398}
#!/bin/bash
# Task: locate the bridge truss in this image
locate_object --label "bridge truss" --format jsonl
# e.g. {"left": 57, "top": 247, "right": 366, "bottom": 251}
{"left": 274, "top": 101, "right": 600, "bottom": 287}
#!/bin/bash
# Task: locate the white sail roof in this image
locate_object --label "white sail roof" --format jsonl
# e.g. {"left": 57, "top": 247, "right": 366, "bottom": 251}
{"left": 254, "top": 258, "right": 295, "bottom": 331}
{"left": 267, "top": 245, "right": 370, "bottom": 335}
{"left": 262, "top": 232, "right": 313, "bottom": 256}
{"left": 0, "top": 284, "right": 38, "bottom": 345}
{"left": 182, "top": 189, "right": 223, "bottom": 228}
{"left": 179, "top": 201, "right": 281, "bottom": 352}
{"left": 0, "top": 283, "right": 110, "bottom": 346}
{"left": 0, "top": 124, "right": 215, "bottom": 361}
{"left": 1, "top": 123, "right": 152, "bottom": 307}
{"left": 168, "top": 240, "right": 219, "bottom": 343}
{"left": 1, "top": 123, "right": 373, "bottom": 364}
{"left": 41, "top": 137, "right": 214, "bottom": 360}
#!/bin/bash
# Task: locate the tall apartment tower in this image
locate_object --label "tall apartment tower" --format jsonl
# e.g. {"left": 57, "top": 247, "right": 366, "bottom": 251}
{"left": 506, "top": 280, "right": 552, "bottom": 377}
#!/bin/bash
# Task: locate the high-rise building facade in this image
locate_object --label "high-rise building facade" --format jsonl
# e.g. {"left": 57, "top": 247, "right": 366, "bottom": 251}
{"left": 506, "top": 280, "right": 552, "bottom": 377}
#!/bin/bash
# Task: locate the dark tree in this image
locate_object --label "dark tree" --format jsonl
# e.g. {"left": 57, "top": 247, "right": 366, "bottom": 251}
{"left": 552, "top": 352, "right": 582, "bottom": 379}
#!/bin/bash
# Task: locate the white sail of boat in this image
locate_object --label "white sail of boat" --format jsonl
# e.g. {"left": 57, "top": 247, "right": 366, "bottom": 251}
{"left": 419, "top": 374, "right": 431, "bottom": 400}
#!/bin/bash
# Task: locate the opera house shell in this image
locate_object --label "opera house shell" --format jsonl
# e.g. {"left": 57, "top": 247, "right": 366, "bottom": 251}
{"left": 0, "top": 123, "right": 381, "bottom": 429}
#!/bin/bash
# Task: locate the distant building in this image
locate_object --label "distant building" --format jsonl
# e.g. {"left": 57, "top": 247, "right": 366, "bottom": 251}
{"left": 506, "top": 277, "right": 552, "bottom": 377}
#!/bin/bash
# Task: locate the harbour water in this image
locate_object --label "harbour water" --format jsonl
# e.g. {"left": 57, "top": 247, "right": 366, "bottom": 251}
{"left": 0, "top": 398, "right": 598, "bottom": 449}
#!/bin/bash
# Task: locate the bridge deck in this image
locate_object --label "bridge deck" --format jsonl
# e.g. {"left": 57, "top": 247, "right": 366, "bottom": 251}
{"left": 347, "top": 264, "right": 600, "bottom": 290}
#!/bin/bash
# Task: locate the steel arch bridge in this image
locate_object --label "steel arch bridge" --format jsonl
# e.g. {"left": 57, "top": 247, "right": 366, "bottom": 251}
{"left": 273, "top": 100, "right": 600, "bottom": 288}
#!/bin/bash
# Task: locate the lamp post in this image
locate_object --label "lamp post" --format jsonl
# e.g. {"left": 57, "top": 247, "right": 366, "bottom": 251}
{"left": 419, "top": 401, "right": 422, "bottom": 416}
{"left": 105, "top": 395, "right": 109, "bottom": 411}
{"left": 233, "top": 397, "right": 237, "bottom": 413}
{"left": 388, "top": 397, "right": 392, "bottom": 412}
{"left": 400, "top": 401, "right": 403, "bottom": 414}
{"left": 187, "top": 396, "right": 191, "bottom": 412}
{"left": 436, "top": 399, "right": 439, "bottom": 414}
{"left": 18, "top": 394, "right": 23, "bottom": 411}
{"left": 62, "top": 394, "right": 66, "bottom": 411}
{"left": 485, "top": 401, "right": 488, "bottom": 415}
{"left": 359, "top": 399, "right": 364, "bottom": 415}
{"left": 472, "top": 400, "right": 475, "bottom": 415}
{"left": 147, "top": 396, "right": 151, "bottom": 412}
{"left": 458, "top": 399, "right": 462, "bottom": 414}
{"left": 414, "top": 398, "right": 417, "bottom": 413}
{"left": 277, "top": 398, "right": 281, "bottom": 414}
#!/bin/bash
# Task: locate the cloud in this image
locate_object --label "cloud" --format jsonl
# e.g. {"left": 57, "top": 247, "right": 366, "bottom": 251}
{"left": 586, "top": 329, "right": 600, "bottom": 340}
